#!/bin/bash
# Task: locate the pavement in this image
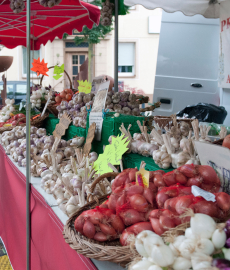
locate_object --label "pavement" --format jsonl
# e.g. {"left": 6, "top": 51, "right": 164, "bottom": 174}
{"left": 0, "top": 238, "right": 13, "bottom": 270}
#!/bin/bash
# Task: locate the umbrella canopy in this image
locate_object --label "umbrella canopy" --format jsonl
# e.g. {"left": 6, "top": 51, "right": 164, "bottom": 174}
{"left": 0, "top": 0, "right": 100, "bottom": 50}
{"left": 124, "top": 0, "right": 223, "bottom": 18}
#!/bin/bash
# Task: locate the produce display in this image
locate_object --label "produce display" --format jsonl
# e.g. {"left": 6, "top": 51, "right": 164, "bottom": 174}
{"left": 130, "top": 213, "right": 227, "bottom": 270}
{"left": 73, "top": 164, "right": 230, "bottom": 252}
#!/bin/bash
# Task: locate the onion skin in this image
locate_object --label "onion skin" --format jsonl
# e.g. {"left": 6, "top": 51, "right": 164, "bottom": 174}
{"left": 120, "top": 230, "right": 134, "bottom": 246}
{"left": 125, "top": 185, "right": 144, "bottom": 197}
{"left": 110, "top": 214, "right": 125, "bottom": 233}
{"left": 178, "top": 164, "right": 198, "bottom": 178}
{"left": 74, "top": 215, "right": 85, "bottom": 235}
{"left": 119, "top": 209, "right": 145, "bottom": 226}
{"left": 163, "top": 172, "right": 177, "bottom": 186}
{"left": 83, "top": 220, "right": 96, "bottom": 239}
{"left": 150, "top": 218, "right": 166, "bottom": 235}
{"left": 120, "top": 222, "right": 153, "bottom": 246}
{"left": 108, "top": 194, "right": 119, "bottom": 211}
{"left": 129, "top": 194, "right": 149, "bottom": 212}
{"left": 149, "top": 182, "right": 158, "bottom": 193}
{"left": 143, "top": 188, "right": 155, "bottom": 206}
{"left": 129, "top": 168, "right": 138, "bottom": 182}
{"left": 215, "top": 192, "right": 230, "bottom": 211}
{"left": 94, "top": 232, "right": 107, "bottom": 242}
{"left": 154, "top": 174, "right": 166, "bottom": 187}
{"left": 223, "top": 135, "right": 230, "bottom": 150}
{"left": 99, "top": 223, "right": 117, "bottom": 237}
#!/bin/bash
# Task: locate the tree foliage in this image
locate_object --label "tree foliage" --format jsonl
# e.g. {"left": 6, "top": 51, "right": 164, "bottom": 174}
{"left": 63, "top": 0, "right": 113, "bottom": 45}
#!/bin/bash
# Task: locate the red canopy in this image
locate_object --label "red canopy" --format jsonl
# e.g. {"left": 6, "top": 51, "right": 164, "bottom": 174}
{"left": 0, "top": 0, "right": 100, "bottom": 50}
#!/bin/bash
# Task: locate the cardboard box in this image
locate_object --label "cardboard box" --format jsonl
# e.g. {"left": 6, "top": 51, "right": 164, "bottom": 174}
{"left": 195, "top": 141, "right": 230, "bottom": 194}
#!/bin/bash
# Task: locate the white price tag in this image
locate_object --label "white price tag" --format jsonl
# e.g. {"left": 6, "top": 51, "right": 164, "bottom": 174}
{"left": 192, "top": 185, "right": 216, "bottom": 202}
{"left": 19, "top": 102, "right": 23, "bottom": 111}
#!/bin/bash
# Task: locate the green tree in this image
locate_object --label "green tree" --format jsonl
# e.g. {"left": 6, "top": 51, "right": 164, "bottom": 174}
{"left": 64, "top": 0, "right": 113, "bottom": 82}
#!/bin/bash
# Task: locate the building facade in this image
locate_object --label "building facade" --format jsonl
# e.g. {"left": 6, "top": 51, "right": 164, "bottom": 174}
{"left": 0, "top": 6, "right": 161, "bottom": 102}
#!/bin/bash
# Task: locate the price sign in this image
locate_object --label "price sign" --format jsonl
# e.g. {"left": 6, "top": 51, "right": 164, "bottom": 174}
{"left": 31, "top": 58, "right": 49, "bottom": 77}
{"left": 78, "top": 80, "right": 92, "bottom": 94}
{"left": 53, "top": 112, "right": 72, "bottom": 139}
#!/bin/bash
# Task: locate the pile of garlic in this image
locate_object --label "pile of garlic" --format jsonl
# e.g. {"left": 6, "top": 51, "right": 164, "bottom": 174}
{"left": 0, "top": 125, "right": 86, "bottom": 174}
{"left": 30, "top": 87, "right": 49, "bottom": 108}
{"left": 131, "top": 213, "right": 226, "bottom": 270}
{"left": 39, "top": 148, "right": 110, "bottom": 216}
{"left": 0, "top": 99, "right": 15, "bottom": 122}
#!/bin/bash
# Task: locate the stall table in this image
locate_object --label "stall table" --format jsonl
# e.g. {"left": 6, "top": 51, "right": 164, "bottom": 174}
{"left": 0, "top": 145, "right": 124, "bottom": 270}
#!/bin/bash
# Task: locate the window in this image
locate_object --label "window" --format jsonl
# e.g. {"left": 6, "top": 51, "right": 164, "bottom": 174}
{"left": 71, "top": 53, "right": 87, "bottom": 82}
{"left": 118, "top": 42, "right": 135, "bottom": 76}
{"left": 22, "top": 47, "right": 41, "bottom": 77}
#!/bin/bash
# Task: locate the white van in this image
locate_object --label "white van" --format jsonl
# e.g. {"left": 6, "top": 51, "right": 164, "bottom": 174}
{"left": 153, "top": 11, "right": 220, "bottom": 118}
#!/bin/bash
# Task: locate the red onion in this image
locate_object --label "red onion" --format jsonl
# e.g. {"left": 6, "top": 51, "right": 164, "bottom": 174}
{"left": 129, "top": 194, "right": 149, "bottom": 212}
{"left": 99, "top": 223, "right": 117, "bottom": 237}
{"left": 150, "top": 218, "right": 166, "bottom": 235}
{"left": 128, "top": 168, "right": 138, "bottom": 182}
{"left": 175, "top": 171, "right": 188, "bottom": 185}
{"left": 194, "top": 200, "right": 218, "bottom": 217}
{"left": 120, "top": 230, "right": 134, "bottom": 246}
{"left": 198, "top": 165, "right": 221, "bottom": 186}
{"left": 154, "top": 174, "right": 166, "bottom": 187}
{"left": 94, "top": 232, "right": 107, "bottom": 242}
{"left": 119, "top": 209, "right": 145, "bottom": 226}
{"left": 175, "top": 195, "right": 193, "bottom": 215}
{"left": 108, "top": 194, "right": 119, "bottom": 211}
{"left": 143, "top": 188, "right": 155, "bottom": 206}
{"left": 163, "top": 172, "right": 177, "bottom": 186}
{"left": 149, "top": 182, "right": 158, "bottom": 193}
{"left": 110, "top": 214, "right": 125, "bottom": 233}
{"left": 125, "top": 185, "right": 144, "bottom": 197}
{"left": 74, "top": 215, "right": 85, "bottom": 235}
{"left": 83, "top": 220, "right": 95, "bottom": 239}
{"left": 178, "top": 164, "right": 198, "bottom": 178}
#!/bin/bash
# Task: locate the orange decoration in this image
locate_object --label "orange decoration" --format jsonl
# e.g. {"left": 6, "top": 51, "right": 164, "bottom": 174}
{"left": 31, "top": 57, "right": 49, "bottom": 76}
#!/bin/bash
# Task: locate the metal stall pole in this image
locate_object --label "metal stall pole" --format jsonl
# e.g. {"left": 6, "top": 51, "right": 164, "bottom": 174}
{"left": 26, "top": 0, "right": 31, "bottom": 269}
{"left": 114, "top": 0, "right": 118, "bottom": 92}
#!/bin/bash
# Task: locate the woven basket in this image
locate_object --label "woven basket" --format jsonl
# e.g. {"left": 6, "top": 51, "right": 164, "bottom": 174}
{"left": 0, "top": 112, "right": 49, "bottom": 134}
{"left": 212, "top": 138, "right": 223, "bottom": 146}
{"left": 63, "top": 172, "right": 138, "bottom": 267}
{"left": 154, "top": 115, "right": 194, "bottom": 129}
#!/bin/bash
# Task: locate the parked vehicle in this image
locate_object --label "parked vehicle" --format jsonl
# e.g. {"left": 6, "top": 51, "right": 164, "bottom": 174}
{"left": 0, "top": 81, "right": 31, "bottom": 105}
{"left": 153, "top": 11, "right": 220, "bottom": 117}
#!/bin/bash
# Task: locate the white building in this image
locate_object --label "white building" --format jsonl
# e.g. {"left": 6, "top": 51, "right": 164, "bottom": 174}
{"left": 0, "top": 5, "right": 161, "bottom": 102}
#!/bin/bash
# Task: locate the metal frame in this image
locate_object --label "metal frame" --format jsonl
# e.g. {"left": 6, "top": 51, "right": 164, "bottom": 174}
{"left": 114, "top": 0, "right": 118, "bottom": 92}
{"left": 26, "top": 0, "right": 31, "bottom": 269}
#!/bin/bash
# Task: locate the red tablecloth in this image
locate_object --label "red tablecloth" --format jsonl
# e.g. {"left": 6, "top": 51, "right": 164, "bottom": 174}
{"left": 0, "top": 145, "right": 97, "bottom": 270}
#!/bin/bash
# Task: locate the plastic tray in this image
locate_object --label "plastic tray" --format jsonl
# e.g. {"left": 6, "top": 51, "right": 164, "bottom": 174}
{"left": 86, "top": 113, "right": 145, "bottom": 144}
{"left": 43, "top": 114, "right": 86, "bottom": 139}
{"left": 122, "top": 153, "right": 174, "bottom": 172}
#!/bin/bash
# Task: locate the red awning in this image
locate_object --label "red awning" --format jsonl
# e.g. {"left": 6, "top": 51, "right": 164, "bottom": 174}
{"left": 0, "top": 0, "right": 100, "bottom": 50}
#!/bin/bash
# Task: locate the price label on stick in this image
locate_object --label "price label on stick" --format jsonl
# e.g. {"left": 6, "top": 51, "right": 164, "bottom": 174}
{"left": 136, "top": 168, "right": 149, "bottom": 188}
{"left": 78, "top": 80, "right": 92, "bottom": 94}
{"left": 31, "top": 58, "right": 49, "bottom": 77}
{"left": 53, "top": 112, "right": 72, "bottom": 139}
{"left": 93, "top": 134, "right": 129, "bottom": 175}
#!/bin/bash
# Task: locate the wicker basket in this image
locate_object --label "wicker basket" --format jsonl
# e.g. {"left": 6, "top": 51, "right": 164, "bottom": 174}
{"left": 63, "top": 172, "right": 138, "bottom": 267}
{"left": 0, "top": 112, "right": 49, "bottom": 134}
{"left": 154, "top": 115, "right": 194, "bottom": 129}
{"left": 212, "top": 138, "right": 223, "bottom": 146}
{"left": 40, "top": 66, "right": 76, "bottom": 117}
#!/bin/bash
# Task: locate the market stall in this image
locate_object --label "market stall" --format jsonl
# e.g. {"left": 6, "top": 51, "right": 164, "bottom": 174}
{"left": 1, "top": 1, "right": 230, "bottom": 270}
